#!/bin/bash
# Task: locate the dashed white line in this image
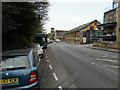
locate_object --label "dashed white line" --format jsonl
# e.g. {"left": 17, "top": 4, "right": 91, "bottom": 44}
{"left": 96, "top": 59, "right": 118, "bottom": 62}
{"left": 102, "top": 56, "right": 107, "bottom": 57}
{"left": 92, "top": 62, "right": 118, "bottom": 74}
{"left": 58, "top": 86, "right": 63, "bottom": 90}
{"left": 104, "top": 65, "right": 119, "bottom": 68}
{"left": 53, "top": 73, "right": 58, "bottom": 80}
{"left": 46, "top": 56, "right": 48, "bottom": 58}
{"left": 92, "top": 62, "right": 94, "bottom": 64}
{"left": 47, "top": 59, "right": 49, "bottom": 62}
{"left": 112, "top": 56, "right": 117, "bottom": 58}
{"left": 49, "top": 64, "right": 53, "bottom": 70}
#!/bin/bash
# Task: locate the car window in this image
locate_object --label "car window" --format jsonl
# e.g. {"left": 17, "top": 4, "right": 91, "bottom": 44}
{"left": 30, "top": 44, "right": 41, "bottom": 48}
{"left": 1, "top": 56, "right": 30, "bottom": 70}
{"left": 34, "top": 44, "right": 40, "bottom": 48}
{"left": 32, "top": 52, "right": 39, "bottom": 67}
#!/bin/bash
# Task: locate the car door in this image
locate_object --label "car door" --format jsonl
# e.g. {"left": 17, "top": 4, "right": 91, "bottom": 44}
{"left": 32, "top": 52, "right": 41, "bottom": 85}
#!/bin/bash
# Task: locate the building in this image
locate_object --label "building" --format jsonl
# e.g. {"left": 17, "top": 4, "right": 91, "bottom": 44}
{"left": 47, "top": 27, "right": 55, "bottom": 40}
{"left": 64, "top": 20, "right": 101, "bottom": 44}
{"left": 96, "top": 0, "right": 120, "bottom": 48}
{"left": 116, "top": 1, "right": 120, "bottom": 45}
{"left": 54, "top": 30, "right": 69, "bottom": 42}
{"left": 47, "top": 28, "right": 68, "bottom": 42}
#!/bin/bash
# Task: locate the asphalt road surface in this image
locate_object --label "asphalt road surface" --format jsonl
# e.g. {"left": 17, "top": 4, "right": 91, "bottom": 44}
{"left": 40, "top": 42, "right": 119, "bottom": 89}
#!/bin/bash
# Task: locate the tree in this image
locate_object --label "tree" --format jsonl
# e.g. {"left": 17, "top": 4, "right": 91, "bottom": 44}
{"left": 2, "top": 1, "right": 50, "bottom": 51}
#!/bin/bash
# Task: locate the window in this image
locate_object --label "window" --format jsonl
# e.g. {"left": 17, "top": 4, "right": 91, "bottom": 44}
{"left": 113, "top": 2, "right": 119, "bottom": 9}
{"left": 1, "top": 56, "right": 30, "bottom": 70}
{"left": 90, "top": 26, "right": 94, "bottom": 30}
{"left": 32, "top": 52, "right": 39, "bottom": 67}
{"left": 83, "top": 32, "right": 86, "bottom": 37}
{"left": 29, "top": 44, "right": 41, "bottom": 48}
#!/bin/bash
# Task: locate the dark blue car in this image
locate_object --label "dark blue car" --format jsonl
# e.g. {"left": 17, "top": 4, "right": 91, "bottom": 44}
{"left": 0, "top": 49, "right": 41, "bottom": 90}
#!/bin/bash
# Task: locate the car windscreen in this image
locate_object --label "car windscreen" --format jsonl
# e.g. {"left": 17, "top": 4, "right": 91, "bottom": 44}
{"left": 1, "top": 56, "right": 30, "bottom": 70}
{"left": 31, "top": 44, "right": 41, "bottom": 48}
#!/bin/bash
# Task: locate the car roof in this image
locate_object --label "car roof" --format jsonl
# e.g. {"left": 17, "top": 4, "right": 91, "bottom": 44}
{"left": 2, "top": 49, "right": 32, "bottom": 56}
{"left": 28, "top": 43, "right": 40, "bottom": 45}
{"left": 28, "top": 43, "right": 41, "bottom": 46}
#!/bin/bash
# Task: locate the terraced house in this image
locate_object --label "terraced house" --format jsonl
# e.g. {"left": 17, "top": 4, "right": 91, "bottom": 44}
{"left": 64, "top": 20, "right": 101, "bottom": 44}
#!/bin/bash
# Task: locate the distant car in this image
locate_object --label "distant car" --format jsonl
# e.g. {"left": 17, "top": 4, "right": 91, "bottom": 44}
{"left": 48, "top": 40, "right": 54, "bottom": 43}
{"left": 27, "top": 43, "right": 43, "bottom": 58}
{"left": 55, "top": 39, "right": 61, "bottom": 42}
{"left": 0, "top": 49, "right": 41, "bottom": 89}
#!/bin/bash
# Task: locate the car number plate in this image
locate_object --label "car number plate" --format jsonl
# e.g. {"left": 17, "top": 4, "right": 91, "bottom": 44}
{"left": 0, "top": 78, "right": 18, "bottom": 84}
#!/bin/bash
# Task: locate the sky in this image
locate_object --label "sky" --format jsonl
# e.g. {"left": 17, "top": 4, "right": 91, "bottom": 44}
{"left": 45, "top": 0, "right": 113, "bottom": 33}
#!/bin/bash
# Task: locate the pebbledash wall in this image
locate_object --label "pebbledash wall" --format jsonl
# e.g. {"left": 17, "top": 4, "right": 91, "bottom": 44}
{"left": 64, "top": 20, "right": 101, "bottom": 44}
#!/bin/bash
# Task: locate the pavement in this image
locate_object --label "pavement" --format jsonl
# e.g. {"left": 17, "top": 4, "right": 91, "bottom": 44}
{"left": 40, "top": 42, "right": 118, "bottom": 89}
{"left": 86, "top": 45, "right": 119, "bottom": 53}
{"left": 62, "top": 42, "right": 119, "bottom": 53}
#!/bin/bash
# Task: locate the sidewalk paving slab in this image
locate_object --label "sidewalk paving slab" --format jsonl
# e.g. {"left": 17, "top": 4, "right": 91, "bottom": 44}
{"left": 88, "top": 46, "right": 119, "bottom": 53}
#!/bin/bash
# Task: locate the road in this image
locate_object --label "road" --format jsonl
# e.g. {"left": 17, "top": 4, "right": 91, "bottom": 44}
{"left": 40, "top": 42, "right": 118, "bottom": 89}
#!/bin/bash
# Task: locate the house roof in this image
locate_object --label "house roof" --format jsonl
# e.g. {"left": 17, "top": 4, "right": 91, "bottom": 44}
{"left": 55, "top": 30, "right": 68, "bottom": 32}
{"left": 55, "top": 30, "right": 69, "bottom": 35}
{"left": 70, "top": 20, "right": 101, "bottom": 33}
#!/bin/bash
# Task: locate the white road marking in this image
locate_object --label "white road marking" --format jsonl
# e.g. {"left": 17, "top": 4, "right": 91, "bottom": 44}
{"left": 102, "top": 56, "right": 107, "bottom": 57}
{"left": 46, "top": 56, "right": 48, "bottom": 58}
{"left": 92, "top": 62, "right": 94, "bottom": 64}
{"left": 47, "top": 59, "right": 49, "bottom": 62}
{"left": 92, "top": 62, "right": 118, "bottom": 74}
{"left": 94, "top": 55, "right": 98, "bottom": 56}
{"left": 96, "top": 59, "right": 118, "bottom": 62}
{"left": 58, "top": 86, "right": 63, "bottom": 90}
{"left": 49, "top": 64, "right": 53, "bottom": 70}
{"left": 53, "top": 73, "right": 58, "bottom": 80}
{"left": 112, "top": 56, "right": 117, "bottom": 58}
{"left": 104, "top": 65, "right": 119, "bottom": 68}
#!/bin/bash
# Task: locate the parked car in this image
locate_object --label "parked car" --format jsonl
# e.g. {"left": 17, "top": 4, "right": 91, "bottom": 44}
{"left": 55, "top": 39, "right": 61, "bottom": 42}
{"left": 48, "top": 39, "right": 54, "bottom": 43}
{"left": 0, "top": 49, "right": 41, "bottom": 89}
{"left": 27, "top": 43, "right": 43, "bottom": 58}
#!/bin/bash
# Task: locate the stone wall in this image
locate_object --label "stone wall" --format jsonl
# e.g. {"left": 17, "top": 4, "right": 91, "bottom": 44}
{"left": 93, "top": 41, "right": 119, "bottom": 49}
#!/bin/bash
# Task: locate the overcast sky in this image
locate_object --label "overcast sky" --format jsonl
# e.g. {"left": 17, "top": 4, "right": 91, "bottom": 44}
{"left": 45, "top": 0, "right": 113, "bottom": 33}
